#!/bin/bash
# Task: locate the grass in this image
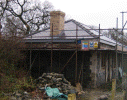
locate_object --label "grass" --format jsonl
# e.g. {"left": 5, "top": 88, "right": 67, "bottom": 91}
{"left": 0, "top": 74, "right": 36, "bottom": 99}
{"left": 97, "top": 78, "right": 123, "bottom": 92}
{"left": 98, "top": 81, "right": 112, "bottom": 91}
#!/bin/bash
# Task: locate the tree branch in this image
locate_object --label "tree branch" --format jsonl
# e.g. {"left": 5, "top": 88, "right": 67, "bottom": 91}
{"left": 0, "top": 0, "right": 53, "bottom": 34}
{"left": 0, "top": 0, "right": 9, "bottom": 17}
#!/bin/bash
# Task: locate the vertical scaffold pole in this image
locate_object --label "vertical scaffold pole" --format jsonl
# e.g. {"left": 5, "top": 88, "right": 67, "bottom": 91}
{"left": 75, "top": 24, "right": 78, "bottom": 83}
{"left": 51, "top": 23, "right": 53, "bottom": 72}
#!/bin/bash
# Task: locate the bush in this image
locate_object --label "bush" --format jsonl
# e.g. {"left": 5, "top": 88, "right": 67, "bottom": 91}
{"left": 98, "top": 81, "right": 112, "bottom": 91}
{"left": 0, "top": 38, "right": 35, "bottom": 94}
{"left": 0, "top": 74, "right": 35, "bottom": 93}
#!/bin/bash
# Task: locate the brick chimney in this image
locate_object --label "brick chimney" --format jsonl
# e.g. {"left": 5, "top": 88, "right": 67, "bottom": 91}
{"left": 50, "top": 11, "right": 65, "bottom": 36}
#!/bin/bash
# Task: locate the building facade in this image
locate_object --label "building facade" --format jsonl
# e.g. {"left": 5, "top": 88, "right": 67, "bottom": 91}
{"left": 23, "top": 11, "right": 127, "bottom": 88}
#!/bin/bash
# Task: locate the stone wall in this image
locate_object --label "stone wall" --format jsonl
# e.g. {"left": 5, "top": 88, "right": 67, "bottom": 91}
{"left": 90, "top": 51, "right": 97, "bottom": 74}
{"left": 89, "top": 51, "right": 97, "bottom": 88}
{"left": 89, "top": 51, "right": 118, "bottom": 87}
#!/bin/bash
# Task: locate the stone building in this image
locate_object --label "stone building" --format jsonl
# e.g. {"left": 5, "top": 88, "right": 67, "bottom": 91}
{"left": 23, "top": 11, "right": 127, "bottom": 88}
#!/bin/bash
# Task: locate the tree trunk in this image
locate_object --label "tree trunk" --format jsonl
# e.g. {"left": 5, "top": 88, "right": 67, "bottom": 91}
{"left": 19, "top": 17, "right": 30, "bottom": 35}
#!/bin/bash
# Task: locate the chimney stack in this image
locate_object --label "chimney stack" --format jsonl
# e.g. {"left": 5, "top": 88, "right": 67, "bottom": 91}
{"left": 50, "top": 11, "right": 65, "bottom": 36}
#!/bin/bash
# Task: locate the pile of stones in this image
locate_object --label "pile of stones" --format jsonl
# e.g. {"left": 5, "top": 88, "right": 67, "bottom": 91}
{"left": 2, "top": 73, "right": 76, "bottom": 100}
{"left": 36, "top": 72, "right": 76, "bottom": 94}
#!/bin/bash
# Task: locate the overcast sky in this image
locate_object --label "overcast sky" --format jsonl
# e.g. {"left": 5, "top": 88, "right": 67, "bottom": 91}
{"left": 41, "top": 0, "right": 127, "bottom": 29}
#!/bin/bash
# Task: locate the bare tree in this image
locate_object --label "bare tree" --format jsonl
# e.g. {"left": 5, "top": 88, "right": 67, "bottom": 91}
{"left": 103, "top": 28, "right": 127, "bottom": 45}
{"left": 0, "top": 0, "right": 53, "bottom": 35}
{"left": 2, "top": 16, "right": 26, "bottom": 38}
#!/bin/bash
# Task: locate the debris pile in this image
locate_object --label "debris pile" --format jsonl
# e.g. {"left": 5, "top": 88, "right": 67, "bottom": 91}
{"left": 36, "top": 73, "right": 76, "bottom": 94}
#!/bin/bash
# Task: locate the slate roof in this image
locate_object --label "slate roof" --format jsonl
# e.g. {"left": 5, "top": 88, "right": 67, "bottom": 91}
{"left": 24, "top": 19, "right": 121, "bottom": 47}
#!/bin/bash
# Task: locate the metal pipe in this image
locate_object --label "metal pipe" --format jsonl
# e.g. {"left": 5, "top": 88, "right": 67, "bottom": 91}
{"left": 24, "top": 28, "right": 127, "bottom": 33}
{"left": 59, "top": 44, "right": 61, "bottom": 71}
{"left": 51, "top": 23, "right": 53, "bottom": 72}
{"left": 25, "top": 35, "right": 101, "bottom": 37}
{"left": 120, "top": 11, "right": 127, "bottom": 89}
{"left": 108, "top": 51, "right": 110, "bottom": 82}
{"left": 39, "top": 51, "right": 40, "bottom": 76}
{"left": 99, "top": 24, "right": 100, "bottom": 49}
{"left": 81, "top": 51, "right": 84, "bottom": 87}
{"left": 116, "top": 18, "right": 118, "bottom": 79}
{"left": 30, "top": 32, "right": 32, "bottom": 75}
{"left": 30, "top": 50, "right": 32, "bottom": 75}
{"left": 98, "top": 24, "right": 101, "bottom": 76}
{"left": 75, "top": 24, "right": 78, "bottom": 83}
{"left": 112, "top": 52, "right": 114, "bottom": 79}
{"left": 120, "top": 12, "right": 127, "bottom": 78}
{"left": 0, "top": 20, "right": 2, "bottom": 38}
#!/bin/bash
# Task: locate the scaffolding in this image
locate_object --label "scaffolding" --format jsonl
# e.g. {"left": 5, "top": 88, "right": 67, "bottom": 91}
{"left": 21, "top": 23, "right": 127, "bottom": 88}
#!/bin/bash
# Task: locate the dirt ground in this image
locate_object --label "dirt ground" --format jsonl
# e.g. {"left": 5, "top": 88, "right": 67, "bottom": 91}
{"left": 76, "top": 89, "right": 124, "bottom": 100}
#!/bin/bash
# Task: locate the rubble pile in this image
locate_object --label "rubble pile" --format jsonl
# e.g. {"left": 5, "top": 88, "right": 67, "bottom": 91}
{"left": 36, "top": 73, "right": 76, "bottom": 94}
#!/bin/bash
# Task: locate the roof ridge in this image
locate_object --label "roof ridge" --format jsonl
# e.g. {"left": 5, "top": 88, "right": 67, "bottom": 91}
{"left": 70, "top": 20, "right": 122, "bottom": 45}
{"left": 70, "top": 19, "right": 98, "bottom": 37}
